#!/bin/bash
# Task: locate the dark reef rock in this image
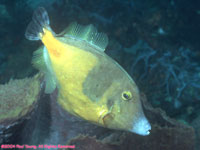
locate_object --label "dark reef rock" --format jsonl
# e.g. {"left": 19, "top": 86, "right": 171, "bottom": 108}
{"left": 192, "top": 115, "right": 200, "bottom": 150}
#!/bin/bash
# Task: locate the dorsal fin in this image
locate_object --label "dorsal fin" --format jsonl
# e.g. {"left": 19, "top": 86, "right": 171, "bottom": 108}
{"left": 63, "top": 22, "right": 108, "bottom": 52}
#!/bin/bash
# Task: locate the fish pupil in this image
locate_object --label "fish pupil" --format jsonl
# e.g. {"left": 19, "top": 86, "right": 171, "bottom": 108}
{"left": 123, "top": 93, "right": 129, "bottom": 99}
{"left": 122, "top": 91, "right": 132, "bottom": 101}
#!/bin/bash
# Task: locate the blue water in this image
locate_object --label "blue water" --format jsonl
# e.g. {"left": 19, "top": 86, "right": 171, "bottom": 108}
{"left": 0, "top": 0, "right": 199, "bottom": 149}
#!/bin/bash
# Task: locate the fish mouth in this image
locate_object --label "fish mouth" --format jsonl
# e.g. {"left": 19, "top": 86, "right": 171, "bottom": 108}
{"left": 130, "top": 117, "right": 151, "bottom": 136}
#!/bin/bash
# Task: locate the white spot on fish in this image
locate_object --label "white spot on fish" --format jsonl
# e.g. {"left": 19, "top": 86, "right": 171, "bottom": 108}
{"left": 130, "top": 116, "right": 151, "bottom": 136}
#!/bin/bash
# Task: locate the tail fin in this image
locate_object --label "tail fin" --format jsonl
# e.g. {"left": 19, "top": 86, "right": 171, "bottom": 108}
{"left": 25, "top": 7, "right": 50, "bottom": 40}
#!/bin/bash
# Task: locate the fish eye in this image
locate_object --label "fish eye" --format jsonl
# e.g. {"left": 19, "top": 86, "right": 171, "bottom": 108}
{"left": 122, "top": 91, "right": 132, "bottom": 101}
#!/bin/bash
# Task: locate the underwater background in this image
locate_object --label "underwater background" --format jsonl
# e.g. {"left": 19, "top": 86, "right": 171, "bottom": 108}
{"left": 0, "top": 0, "right": 200, "bottom": 150}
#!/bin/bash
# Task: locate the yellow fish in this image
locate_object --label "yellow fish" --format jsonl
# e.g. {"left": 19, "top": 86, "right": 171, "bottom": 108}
{"left": 25, "top": 7, "right": 151, "bottom": 136}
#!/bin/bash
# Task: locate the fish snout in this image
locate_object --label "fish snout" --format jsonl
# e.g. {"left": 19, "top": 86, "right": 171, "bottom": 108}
{"left": 130, "top": 116, "right": 151, "bottom": 136}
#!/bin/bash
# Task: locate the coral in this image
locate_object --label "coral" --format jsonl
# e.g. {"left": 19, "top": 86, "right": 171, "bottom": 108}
{"left": 124, "top": 41, "right": 200, "bottom": 115}
{"left": 0, "top": 74, "right": 41, "bottom": 144}
{"left": 0, "top": 75, "right": 40, "bottom": 122}
{"left": 150, "top": 47, "right": 200, "bottom": 109}
{"left": 124, "top": 40, "right": 156, "bottom": 79}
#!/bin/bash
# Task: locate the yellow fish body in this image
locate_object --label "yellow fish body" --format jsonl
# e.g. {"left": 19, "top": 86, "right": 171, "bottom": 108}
{"left": 25, "top": 7, "right": 151, "bottom": 136}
